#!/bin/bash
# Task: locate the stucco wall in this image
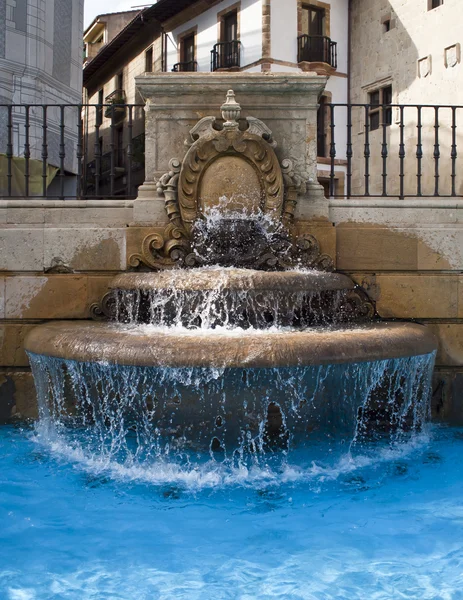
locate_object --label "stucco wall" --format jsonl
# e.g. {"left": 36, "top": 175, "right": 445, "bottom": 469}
{"left": 270, "top": 0, "right": 298, "bottom": 65}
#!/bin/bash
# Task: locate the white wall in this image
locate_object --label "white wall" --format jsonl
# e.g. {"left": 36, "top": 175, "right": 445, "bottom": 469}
{"left": 329, "top": 0, "right": 349, "bottom": 76}
{"left": 167, "top": 0, "right": 263, "bottom": 72}
{"left": 270, "top": 0, "right": 298, "bottom": 64}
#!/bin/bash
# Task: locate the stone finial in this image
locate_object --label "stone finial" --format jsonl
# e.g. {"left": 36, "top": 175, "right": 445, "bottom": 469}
{"left": 221, "top": 90, "right": 241, "bottom": 128}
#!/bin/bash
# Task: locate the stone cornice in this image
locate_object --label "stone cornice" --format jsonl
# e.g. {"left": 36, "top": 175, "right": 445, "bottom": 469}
{"left": 135, "top": 72, "right": 328, "bottom": 101}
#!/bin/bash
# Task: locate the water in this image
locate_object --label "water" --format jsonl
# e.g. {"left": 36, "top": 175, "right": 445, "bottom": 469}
{"left": 1, "top": 423, "right": 463, "bottom": 599}
{"left": 28, "top": 351, "right": 435, "bottom": 458}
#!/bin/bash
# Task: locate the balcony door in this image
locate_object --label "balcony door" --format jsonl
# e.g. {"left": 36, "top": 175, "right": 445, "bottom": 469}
{"left": 182, "top": 34, "right": 195, "bottom": 69}
{"left": 217, "top": 10, "right": 239, "bottom": 69}
{"left": 302, "top": 5, "right": 324, "bottom": 36}
{"left": 301, "top": 5, "right": 325, "bottom": 62}
{"left": 223, "top": 11, "right": 238, "bottom": 43}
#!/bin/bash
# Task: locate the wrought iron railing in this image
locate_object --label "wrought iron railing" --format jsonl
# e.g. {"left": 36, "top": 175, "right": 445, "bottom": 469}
{"left": 297, "top": 35, "right": 337, "bottom": 68}
{"left": 211, "top": 41, "right": 241, "bottom": 71}
{"left": 324, "top": 103, "right": 463, "bottom": 198}
{"left": 1, "top": 102, "right": 462, "bottom": 200}
{"left": 172, "top": 61, "right": 198, "bottom": 72}
{"left": 104, "top": 89, "right": 127, "bottom": 122}
{"left": 0, "top": 103, "right": 144, "bottom": 199}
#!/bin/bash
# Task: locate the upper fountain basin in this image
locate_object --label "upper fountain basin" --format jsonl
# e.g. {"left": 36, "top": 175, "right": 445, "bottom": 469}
{"left": 109, "top": 269, "right": 355, "bottom": 293}
{"left": 25, "top": 321, "right": 437, "bottom": 369}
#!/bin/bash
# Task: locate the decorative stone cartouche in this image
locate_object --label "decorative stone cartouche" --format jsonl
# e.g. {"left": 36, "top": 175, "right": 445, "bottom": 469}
{"left": 129, "top": 90, "right": 332, "bottom": 272}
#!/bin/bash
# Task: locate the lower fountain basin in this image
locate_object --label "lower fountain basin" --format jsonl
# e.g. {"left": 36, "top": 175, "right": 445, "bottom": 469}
{"left": 25, "top": 321, "right": 437, "bottom": 368}
{"left": 26, "top": 321, "right": 437, "bottom": 449}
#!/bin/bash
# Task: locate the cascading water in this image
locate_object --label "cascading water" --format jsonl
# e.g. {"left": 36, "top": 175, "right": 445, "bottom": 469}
{"left": 29, "top": 352, "right": 435, "bottom": 474}
{"left": 26, "top": 259, "right": 437, "bottom": 487}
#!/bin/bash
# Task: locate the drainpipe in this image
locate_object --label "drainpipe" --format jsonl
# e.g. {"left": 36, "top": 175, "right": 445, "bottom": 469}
{"left": 347, "top": 0, "right": 352, "bottom": 104}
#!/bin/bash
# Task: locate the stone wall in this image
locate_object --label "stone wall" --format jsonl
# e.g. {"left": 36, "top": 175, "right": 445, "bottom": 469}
{"left": 329, "top": 198, "right": 463, "bottom": 423}
{"left": 0, "top": 198, "right": 461, "bottom": 422}
{"left": 0, "top": 199, "right": 135, "bottom": 420}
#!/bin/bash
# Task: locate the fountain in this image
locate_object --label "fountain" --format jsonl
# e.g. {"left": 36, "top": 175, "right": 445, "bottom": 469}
{"left": 24, "top": 91, "right": 437, "bottom": 460}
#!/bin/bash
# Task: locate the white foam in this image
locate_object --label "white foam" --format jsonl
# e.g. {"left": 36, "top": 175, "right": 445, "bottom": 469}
{"left": 32, "top": 425, "right": 433, "bottom": 492}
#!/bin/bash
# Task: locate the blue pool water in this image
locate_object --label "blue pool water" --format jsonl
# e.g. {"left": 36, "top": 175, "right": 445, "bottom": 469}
{"left": 1, "top": 423, "right": 463, "bottom": 599}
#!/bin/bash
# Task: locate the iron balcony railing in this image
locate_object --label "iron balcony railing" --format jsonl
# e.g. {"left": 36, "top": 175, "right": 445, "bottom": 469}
{"left": 172, "top": 61, "right": 198, "bottom": 72}
{"left": 211, "top": 40, "right": 241, "bottom": 71}
{"left": 1, "top": 102, "right": 463, "bottom": 200}
{"left": 297, "top": 35, "right": 337, "bottom": 69}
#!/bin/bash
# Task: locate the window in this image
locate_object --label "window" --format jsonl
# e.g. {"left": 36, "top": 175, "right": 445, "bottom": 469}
{"left": 381, "top": 14, "right": 395, "bottom": 32}
{"left": 301, "top": 5, "right": 325, "bottom": 36}
{"left": 428, "top": 0, "right": 443, "bottom": 9}
{"left": 368, "top": 85, "right": 392, "bottom": 131}
{"left": 145, "top": 46, "right": 153, "bottom": 72}
{"left": 300, "top": 5, "right": 327, "bottom": 62}
{"left": 96, "top": 88, "right": 104, "bottom": 126}
{"left": 182, "top": 34, "right": 195, "bottom": 64}
{"left": 116, "top": 71, "right": 123, "bottom": 91}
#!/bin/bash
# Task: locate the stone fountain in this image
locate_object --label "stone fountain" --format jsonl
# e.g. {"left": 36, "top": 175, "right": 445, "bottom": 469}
{"left": 25, "top": 91, "right": 437, "bottom": 456}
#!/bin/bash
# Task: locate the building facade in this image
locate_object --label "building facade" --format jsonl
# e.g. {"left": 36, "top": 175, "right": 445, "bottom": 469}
{"left": 0, "top": 0, "right": 84, "bottom": 194}
{"left": 349, "top": 0, "right": 463, "bottom": 197}
{"left": 82, "top": 0, "right": 349, "bottom": 198}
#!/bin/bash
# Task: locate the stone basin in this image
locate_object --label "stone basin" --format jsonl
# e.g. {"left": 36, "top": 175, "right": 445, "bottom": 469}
{"left": 109, "top": 269, "right": 355, "bottom": 293}
{"left": 25, "top": 321, "right": 437, "bottom": 368}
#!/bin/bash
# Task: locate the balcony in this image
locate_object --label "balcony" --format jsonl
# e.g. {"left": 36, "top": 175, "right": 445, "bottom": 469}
{"left": 211, "top": 41, "right": 241, "bottom": 71}
{"left": 297, "top": 35, "right": 337, "bottom": 69}
{"left": 172, "top": 61, "right": 198, "bottom": 72}
{"left": 104, "top": 89, "right": 126, "bottom": 123}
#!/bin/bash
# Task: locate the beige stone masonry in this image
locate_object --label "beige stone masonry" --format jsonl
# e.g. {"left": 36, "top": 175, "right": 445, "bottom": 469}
{"left": 43, "top": 228, "right": 127, "bottom": 272}
{"left": 428, "top": 324, "right": 463, "bottom": 367}
{"left": 432, "top": 369, "right": 463, "bottom": 424}
{"left": 0, "top": 324, "right": 36, "bottom": 368}
{"left": 0, "top": 229, "right": 45, "bottom": 272}
{"left": 0, "top": 277, "right": 4, "bottom": 318}
{"left": 0, "top": 200, "right": 134, "bottom": 226}
{"left": 350, "top": 273, "right": 459, "bottom": 319}
{"left": 336, "top": 226, "right": 419, "bottom": 271}
{"left": 3, "top": 275, "right": 113, "bottom": 320}
{"left": 0, "top": 371, "right": 37, "bottom": 420}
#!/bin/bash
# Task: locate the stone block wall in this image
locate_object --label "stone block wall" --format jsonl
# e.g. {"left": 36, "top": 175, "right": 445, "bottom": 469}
{"left": 329, "top": 198, "right": 463, "bottom": 423}
{"left": 0, "top": 200, "right": 133, "bottom": 420}
{"left": 0, "top": 198, "right": 462, "bottom": 422}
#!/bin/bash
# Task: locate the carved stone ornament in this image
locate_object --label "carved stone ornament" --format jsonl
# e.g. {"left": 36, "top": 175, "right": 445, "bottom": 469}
{"left": 129, "top": 90, "right": 333, "bottom": 272}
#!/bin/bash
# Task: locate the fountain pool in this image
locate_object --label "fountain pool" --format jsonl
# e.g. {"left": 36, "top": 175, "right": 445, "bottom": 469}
{"left": 1, "top": 423, "right": 463, "bottom": 599}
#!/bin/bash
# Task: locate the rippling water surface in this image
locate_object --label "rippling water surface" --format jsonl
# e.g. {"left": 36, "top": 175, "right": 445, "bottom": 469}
{"left": 1, "top": 424, "right": 463, "bottom": 599}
